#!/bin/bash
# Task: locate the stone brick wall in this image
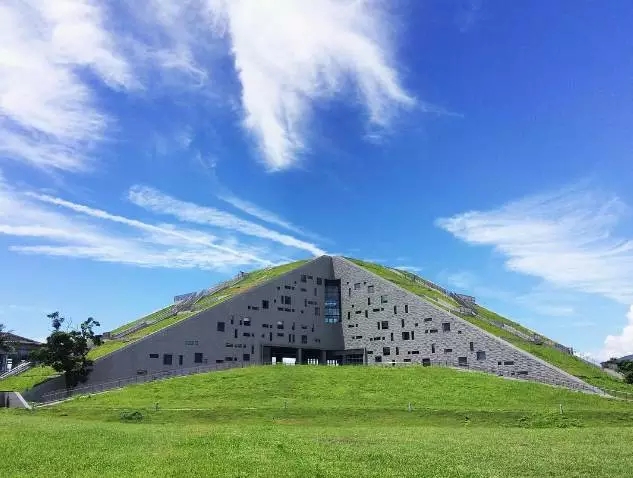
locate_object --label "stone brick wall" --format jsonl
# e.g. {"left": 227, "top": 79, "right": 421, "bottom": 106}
{"left": 333, "top": 257, "right": 600, "bottom": 393}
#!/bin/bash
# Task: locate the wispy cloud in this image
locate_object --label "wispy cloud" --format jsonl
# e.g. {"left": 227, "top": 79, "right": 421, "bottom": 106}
{"left": 218, "top": 193, "right": 310, "bottom": 237}
{"left": 0, "top": 170, "right": 325, "bottom": 271}
{"left": 0, "top": 0, "right": 134, "bottom": 171}
{"left": 437, "top": 185, "right": 633, "bottom": 360}
{"left": 437, "top": 185, "right": 633, "bottom": 304}
{"left": 601, "top": 306, "right": 633, "bottom": 361}
{"left": 395, "top": 265, "right": 422, "bottom": 273}
{"left": 128, "top": 185, "right": 325, "bottom": 256}
{"left": 1, "top": 0, "right": 413, "bottom": 173}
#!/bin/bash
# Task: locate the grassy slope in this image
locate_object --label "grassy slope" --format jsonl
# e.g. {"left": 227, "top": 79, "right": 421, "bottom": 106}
{"left": 2, "top": 366, "right": 633, "bottom": 477}
{"left": 86, "top": 260, "right": 308, "bottom": 361}
{"left": 349, "top": 258, "right": 633, "bottom": 394}
{"left": 0, "top": 366, "right": 58, "bottom": 392}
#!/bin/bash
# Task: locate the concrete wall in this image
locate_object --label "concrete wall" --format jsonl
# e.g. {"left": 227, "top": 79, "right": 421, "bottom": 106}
{"left": 0, "top": 391, "right": 31, "bottom": 409}
{"left": 68, "top": 256, "right": 341, "bottom": 387}
{"left": 332, "top": 257, "right": 600, "bottom": 393}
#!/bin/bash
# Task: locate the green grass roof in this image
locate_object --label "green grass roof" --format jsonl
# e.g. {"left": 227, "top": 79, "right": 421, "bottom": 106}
{"left": 348, "top": 257, "right": 633, "bottom": 393}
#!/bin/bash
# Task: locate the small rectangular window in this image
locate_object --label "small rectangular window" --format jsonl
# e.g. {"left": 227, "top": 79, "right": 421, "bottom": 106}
{"left": 317, "top": 277, "right": 322, "bottom": 285}
{"left": 469, "top": 342, "right": 474, "bottom": 352}
{"left": 380, "top": 295, "right": 388, "bottom": 304}
{"left": 348, "top": 288, "right": 352, "bottom": 297}
{"left": 444, "top": 348, "right": 452, "bottom": 353}
{"left": 149, "top": 353, "right": 159, "bottom": 359}
{"left": 411, "top": 331, "right": 415, "bottom": 340}
{"left": 504, "top": 361, "right": 515, "bottom": 366}
{"left": 262, "top": 300, "right": 269, "bottom": 309}
{"left": 394, "top": 305, "right": 397, "bottom": 314}
{"left": 377, "top": 321, "right": 381, "bottom": 330}
{"left": 243, "top": 318, "right": 251, "bottom": 326}
{"left": 194, "top": 353, "right": 203, "bottom": 363}
{"left": 431, "top": 344, "right": 436, "bottom": 353}
{"left": 301, "top": 274, "right": 307, "bottom": 282}
{"left": 404, "top": 358, "right": 412, "bottom": 363}
{"left": 395, "top": 346, "right": 399, "bottom": 355}
{"left": 442, "top": 322, "right": 451, "bottom": 332}
{"left": 401, "top": 318, "right": 405, "bottom": 328}
{"left": 390, "top": 332, "right": 394, "bottom": 341}
{"left": 429, "top": 329, "right": 438, "bottom": 334}
{"left": 368, "top": 285, "right": 374, "bottom": 293}
{"left": 458, "top": 357, "right": 468, "bottom": 366}
{"left": 354, "top": 283, "right": 361, "bottom": 290}
{"left": 365, "top": 310, "right": 368, "bottom": 318}
{"left": 315, "top": 306, "right": 320, "bottom": 316}
{"left": 217, "top": 321, "right": 225, "bottom": 332}
{"left": 347, "top": 311, "right": 351, "bottom": 320}
{"left": 277, "top": 321, "right": 284, "bottom": 329}
{"left": 234, "top": 329, "right": 238, "bottom": 338}
{"left": 402, "top": 331, "right": 410, "bottom": 340}
{"left": 422, "top": 358, "right": 431, "bottom": 366}
{"left": 381, "top": 320, "right": 389, "bottom": 330}
{"left": 383, "top": 347, "right": 391, "bottom": 356}
{"left": 163, "top": 354, "right": 173, "bottom": 365}
{"left": 367, "top": 297, "right": 371, "bottom": 305}
{"left": 476, "top": 351, "right": 486, "bottom": 361}
{"left": 215, "top": 359, "right": 224, "bottom": 364}
{"left": 424, "top": 317, "right": 432, "bottom": 322}
{"left": 405, "top": 304, "right": 409, "bottom": 313}
{"left": 243, "top": 354, "right": 250, "bottom": 361}
{"left": 374, "top": 356, "right": 382, "bottom": 362}
{"left": 277, "top": 333, "right": 284, "bottom": 337}
{"left": 301, "top": 335, "right": 308, "bottom": 344}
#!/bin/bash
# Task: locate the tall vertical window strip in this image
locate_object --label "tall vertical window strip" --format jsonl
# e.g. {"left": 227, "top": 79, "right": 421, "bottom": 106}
{"left": 324, "top": 279, "right": 342, "bottom": 324}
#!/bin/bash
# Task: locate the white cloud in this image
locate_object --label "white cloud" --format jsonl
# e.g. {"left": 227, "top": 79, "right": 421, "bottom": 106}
{"left": 128, "top": 185, "right": 325, "bottom": 256}
{"left": 0, "top": 171, "right": 290, "bottom": 271}
{"left": 0, "top": 0, "right": 134, "bottom": 171}
{"left": 218, "top": 193, "right": 309, "bottom": 237}
{"left": 395, "top": 265, "right": 422, "bottom": 273}
{"left": 209, "top": 0, "right": 414, "bottom": 169}
{"left": 1, "top": 0, "right": 413, "bottom": 173}
{"left": 601, "top": 306, "right": 633, "bottom": 361}
{"left": 437, "top": 186, "right": 633, "bottom": 304}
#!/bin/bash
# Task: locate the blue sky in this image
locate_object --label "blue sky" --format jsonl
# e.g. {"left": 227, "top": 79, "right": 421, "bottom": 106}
{"left": 1, "top": 0, "right": 632, "bottom": 360}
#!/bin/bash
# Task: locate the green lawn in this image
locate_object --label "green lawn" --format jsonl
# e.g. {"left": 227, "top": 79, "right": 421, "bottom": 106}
{"left": 0, "top": 365, "right": 58, "bottom": 392}
{"left": 2, "top": 366, "right": 633, "bottom": 477}
{"left": 350, "top": 257, "right": 633, "bottom": 394}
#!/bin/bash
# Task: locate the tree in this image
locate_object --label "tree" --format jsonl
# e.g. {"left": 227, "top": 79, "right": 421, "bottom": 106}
{"left": 617, "top": 361, "right": 633, "bottom": 384}
{"left": 32, "top": 312, "right": 102, "bottom": 390}
{"left": 0, "top": 323, "right": 7, "bottom": 351}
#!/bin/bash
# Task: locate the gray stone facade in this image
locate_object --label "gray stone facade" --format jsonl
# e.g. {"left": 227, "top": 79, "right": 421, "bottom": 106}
{"left": 25, "top": 255, "right": 600, "bottom": 399}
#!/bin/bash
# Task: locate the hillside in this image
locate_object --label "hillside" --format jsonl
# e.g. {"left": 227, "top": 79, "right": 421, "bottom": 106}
{"left": 348, "top": 258, "right": 633, "bottom": 393}
{"left": 3, "top": 366, "right": 633, "bottom": 477}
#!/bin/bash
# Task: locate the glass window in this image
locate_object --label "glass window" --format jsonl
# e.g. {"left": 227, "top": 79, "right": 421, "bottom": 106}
{"left": 217, "top": 321, "right": 225, "bottom": 332}
{"left": 194, "top": 353, "right": 203, "bottom": 363}
{"left": 163, "top": 354, "right": 173, "bottom": 365}
{"left": 324, "top": 279, "right": 342, "bottom": 324}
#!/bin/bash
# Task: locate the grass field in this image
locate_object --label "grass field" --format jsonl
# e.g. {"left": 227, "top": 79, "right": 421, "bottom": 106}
{"left": 2, "top": 366, "right": 633, "bottom": 477}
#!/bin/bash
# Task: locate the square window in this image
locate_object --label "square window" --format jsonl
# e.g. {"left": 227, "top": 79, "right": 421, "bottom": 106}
{"left": 402, "top": 331, "right": 410, "bottom": 340}
{"left": 383, "top": 347, "right": 391, "bottom": 356}
{"left": 243, "top": 354, "right": 250, "bottom": 361}
{"left": 217, "top": 321, "right": 225, "bottom": 332}
{"left": 374, "top": 356, "right": 382, "bottom": 363}
{"left": 476, "top": 351, "right": 486, "bottom": 361}
{"left": 368, "top": 285, "right": 374, "bottom": 293}
{"left": 354, "top": 283, "right": 361, "bottom": 290}
{"left": 163, "top": 354, "right": 173, "bottom": 365}
{"left": 194, "top": 353, "right": 203, "bottom": 363}
{"left": 442, "top": 322, "right": 451, "bottom": 332}
{"left": 458, "top": 357, "right": 468, "bottom": 366}
{"left": 243, "top": 318, "right": 251, "bottom": 326}
{"left": 380, "top": 295, "right": 388, "bottom": 304}
{"left": 422, "top": 358, "right": 431, "bottom": 366}
{"left": 381, "top": 320, "right": 389, "bottom": 329}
